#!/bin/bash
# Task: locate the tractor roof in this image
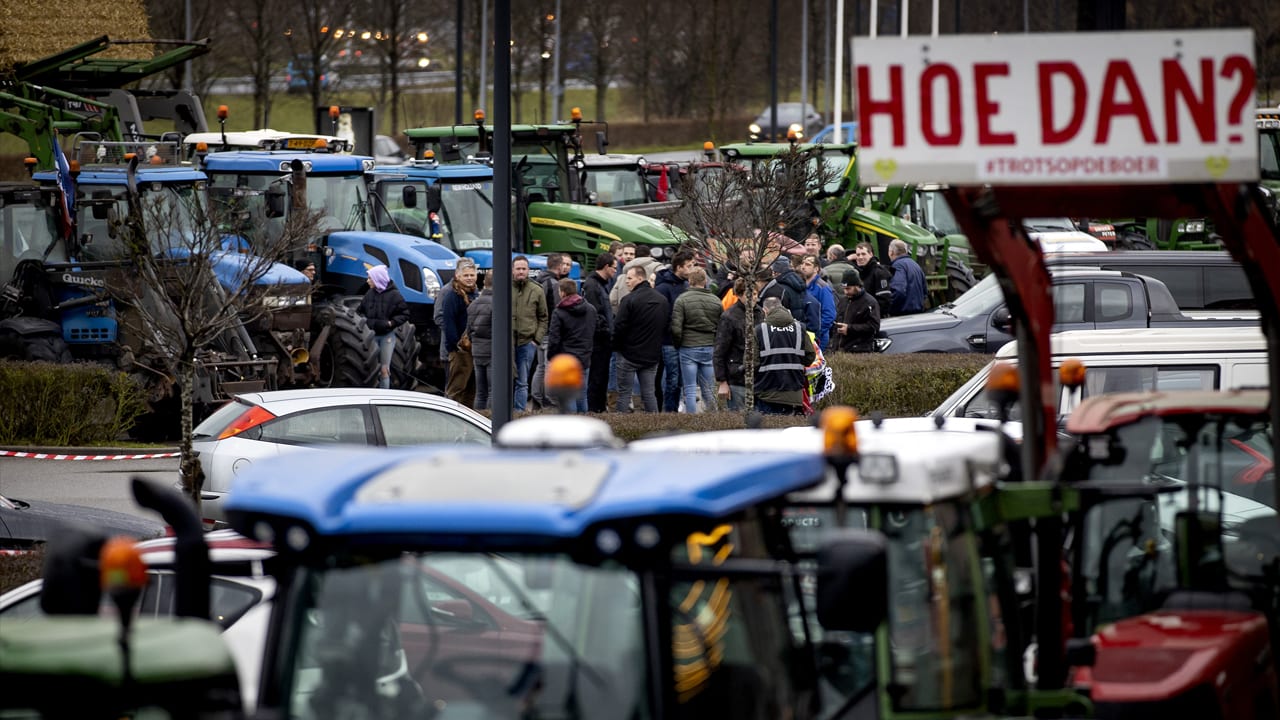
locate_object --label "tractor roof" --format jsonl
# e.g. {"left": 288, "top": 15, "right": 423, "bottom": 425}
{"left": 373, "top": 162, "right": 493, "bottom": 181}
{"left": 718, "top": 142, "right": 856, "bottom": 158}
{"left": 202, "top": 151, "right": 373, "bottom": 174}
{"left": 405, "top": 124, "right": 578, "bottom": 140}
{"left": 224, "top": 442, "right": 826, "bottom": 543}
{"left": 1066, "top": 388, "right": 1269, "bottom": 435}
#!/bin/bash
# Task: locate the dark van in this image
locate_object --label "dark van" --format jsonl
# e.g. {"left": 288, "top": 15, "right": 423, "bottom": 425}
{"left": 1046, "top": 250, "right": 1252, "bottom": 310}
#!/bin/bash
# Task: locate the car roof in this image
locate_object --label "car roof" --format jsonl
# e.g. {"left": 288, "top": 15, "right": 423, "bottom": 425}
{"left": 996, "top": 326, "right": 1266, "bottom": 358}
{"left": 1045, "top": 250, "right": 1238, "bottom": 265}
{"left": 225, "top": 446, "right": 826, "bottom": 541}
{"left": 230, "top": 388, "right": 492, "bottom": 426}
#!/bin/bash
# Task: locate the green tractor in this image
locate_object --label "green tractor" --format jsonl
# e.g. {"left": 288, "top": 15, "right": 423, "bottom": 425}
{"left": 715, "top": 141, "right": 978, "bottom": 305}
{"left": 1259, "top": 105, "right": 1279, "bottom": 225}
{"left": 404, "top": 118, "right": 688, "bottom": 268}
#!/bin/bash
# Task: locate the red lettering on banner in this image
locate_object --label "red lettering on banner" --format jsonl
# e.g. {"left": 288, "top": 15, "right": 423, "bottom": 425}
{"left": 1038, "top": 62, "right": 1087, "bottom": 144}
{"left": 920, "top": 63, "right": 962, "bottom": 145}
{"left": 974, "top": 63, "right": 1015, "bottom": 145}
{"left": 1095, "top": 60, "right": 1157, "bottom": 144}
{"left": 857, "top": 64, "right": 905, "bottom": 147}
{"left": 1162, "top": 59, "right": 1216, "bottom": 143}
{"left": 1219, "top": 55, "right": 1257, "bottom": 143}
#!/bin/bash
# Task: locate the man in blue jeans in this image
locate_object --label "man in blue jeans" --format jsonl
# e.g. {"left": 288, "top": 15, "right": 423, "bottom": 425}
{"left": 654, "top": 249, "right": 695, "bottom": 411}
{"left": 671, "top": 267, "right": 722, "bottom": 413}
{"left": 511, "top": 256, "right": 548, "bottom": 411}
{"left": 612, "top": 265, "right": 668, "bottom": 412}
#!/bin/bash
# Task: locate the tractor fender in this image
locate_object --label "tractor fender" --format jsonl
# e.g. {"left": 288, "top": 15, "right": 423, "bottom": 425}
{"left": 0, "top": 316, "right": 62, "bottom": 337}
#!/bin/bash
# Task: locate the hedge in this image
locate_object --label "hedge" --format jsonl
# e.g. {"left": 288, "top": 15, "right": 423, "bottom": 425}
{"left": 0, "top": 361, "right": 146, "bottom": 445}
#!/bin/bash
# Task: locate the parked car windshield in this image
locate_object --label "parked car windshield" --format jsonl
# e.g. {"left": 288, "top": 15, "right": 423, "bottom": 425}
{"left": 282, "top": 551, "right": 647, "bottom": 720}
{"left": 938, "top": 273, "right": 1004, "bottom": 317}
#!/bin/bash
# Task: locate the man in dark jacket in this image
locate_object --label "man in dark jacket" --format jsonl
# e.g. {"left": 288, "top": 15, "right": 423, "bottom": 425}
{"left": 466, "top": 273, "right": 495, "bottom": 410}
{"left": 547, "top": 278, "right": 598, "bottom": 413}
{"left": 532, "top": 253, "right": 572, "bottom": 408}
{"left": 654, "top": 249, "right": 695, "bottom": 412}
{"left": 613, "top": 265, "right": 669, "bottom": 412}
{"left": 714, "top": 277, "right": 756, "bottom": 411}
{"left": 834, "top": 271, "right": 880, "bottom": 353}
{"left": 759, "top": 257, "right": 816, "bottom": 330}
{"left": 582, "top": 253, "right": 616, "bottom": 412}
{"left": 887, "top": 239, "right": 927, "bottom": 315}
{"left": 753, "top": 296, "right": 816, "bottom": 415}
{"left": 853, "top": 241, "right": 894, "bottom": 318}
{"left": 439, "top": 257, "right": 478, "bottom": 406}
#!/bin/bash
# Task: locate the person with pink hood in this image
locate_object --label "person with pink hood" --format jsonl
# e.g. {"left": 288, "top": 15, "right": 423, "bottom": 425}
{"left": 357, "top": 264, "right": 410, "bottom": 388}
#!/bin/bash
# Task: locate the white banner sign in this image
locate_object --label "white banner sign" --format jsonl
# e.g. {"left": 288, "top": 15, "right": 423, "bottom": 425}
{"left": 854, "top": 30, "right": 1258, "bottom": 186}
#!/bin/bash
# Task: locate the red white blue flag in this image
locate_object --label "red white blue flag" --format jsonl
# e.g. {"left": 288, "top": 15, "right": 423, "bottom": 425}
{"left": 52, "top": 141, "right": 76, "bottom": 240}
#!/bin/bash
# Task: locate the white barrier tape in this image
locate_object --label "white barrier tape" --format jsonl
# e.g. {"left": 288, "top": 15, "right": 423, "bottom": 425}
{"left": 0, "top": 450, "right": 180, "bottom": 461}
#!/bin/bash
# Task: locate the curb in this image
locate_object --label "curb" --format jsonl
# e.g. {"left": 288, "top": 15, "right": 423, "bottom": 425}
{"left": 0, "top": 447, "right": 180, "bottom": 461}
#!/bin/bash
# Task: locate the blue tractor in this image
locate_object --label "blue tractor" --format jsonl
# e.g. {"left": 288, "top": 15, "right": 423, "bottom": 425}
{"left": 368, "top": 158, "right": 581, "bottom": 284}
{"left": 201, "top": 149, "right": 462, "bottom": 386}
{"left": 21, "top": 142, "right": 294, "bottom": 436}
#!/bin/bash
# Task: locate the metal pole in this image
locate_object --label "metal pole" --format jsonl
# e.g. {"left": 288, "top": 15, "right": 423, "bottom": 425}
{"left": 901, "top": 0, "right": 909, "bottom": 36}
{"left": 870, "top": 0, "right": 878, "bottom": 37}
{"left": 823, "top": 0, "right": 832, "bottom": 123}
{"left": 932, "top": 0, "right": 940, "bottom": 36}
{"left": 770, "top": 0, "right": 779, "bottom": 141}
{"left": 801, "top": 0, "right": 809, "bottom": 114}
{"left": 183, "top": 0, "right": 192, "bottom": 94}
{"left": 480, "top": 0, "right": 490, "bottom": 112}
{"left": 455, "top": 0, "right": 464, "bottom": 123}
{"left": 833, "top": 0, "right": 845, "bottom": 143}
{"left": 1024, "top": 0, "right": 1030, "bottom": 32}
{"left": 552, "top": 0, "right": 563, "bottom": 121}
{"left": 492, "top": 0, "right": 513, "bottom": 429}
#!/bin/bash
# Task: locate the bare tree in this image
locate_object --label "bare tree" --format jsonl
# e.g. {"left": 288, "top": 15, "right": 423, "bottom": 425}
{"left": 668, "top": 145, "right": 839, "bottom": 410}
{"left": 109, "top": 156, "right": 319, "bottom": 509}
{"left": 573, "top": 0, "right": 625, "bottom": 121}
{"left": 225, "top": 0, "right": 290, "bottom": 127}
{"left": 288, "top": 0, "right": 356, "bottom": 132}
{"left": 143, "top": 0, "right": 222, "bottom": 97}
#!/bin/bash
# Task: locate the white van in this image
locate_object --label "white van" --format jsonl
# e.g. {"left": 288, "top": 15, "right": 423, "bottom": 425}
{"left": 932, "top": 326, "right": 1268, "bottom": 421}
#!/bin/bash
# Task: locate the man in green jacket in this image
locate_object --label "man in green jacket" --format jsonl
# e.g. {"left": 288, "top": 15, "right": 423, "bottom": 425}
{"left": 512, "top": 256, "right": 548, "bottom": 411}
{"left": 671, "top": 267, "right": 723, "bottom": 413}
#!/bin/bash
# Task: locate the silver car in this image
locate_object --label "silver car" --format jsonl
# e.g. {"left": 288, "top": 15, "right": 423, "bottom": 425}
{"left": 190, "top": 389, "right": 492, "bottom": 523}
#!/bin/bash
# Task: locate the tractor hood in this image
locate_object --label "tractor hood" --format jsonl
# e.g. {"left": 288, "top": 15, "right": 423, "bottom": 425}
{"left": 166, "top": 248, "right": 310, "bottom": 295}
{"left": 528, "top": 201, "right": 688, "bottom": 250}
{"left": 848, "top": 206, "right": 937, "bottom": 244}
{"left": 463, "top": 251, "right": 581, "bottom": 279}
{"left": 328, "top": 230, "right": 458, "bottom": 268}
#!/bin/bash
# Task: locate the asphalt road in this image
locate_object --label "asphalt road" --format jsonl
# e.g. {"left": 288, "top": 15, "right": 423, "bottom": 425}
{"left": 0, "top": 456, "right": 177, "bottom": 520}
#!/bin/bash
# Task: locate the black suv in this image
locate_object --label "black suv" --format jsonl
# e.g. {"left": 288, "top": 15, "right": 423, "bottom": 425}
{"left": 1046, "top": 250, "right": 1251, "bottom": 310}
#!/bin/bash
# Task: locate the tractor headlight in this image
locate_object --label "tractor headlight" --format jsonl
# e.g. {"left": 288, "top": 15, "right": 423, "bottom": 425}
{"left": 1179, "top": 220, "right": 1205, "bottom": 233}
{"left": 422, "top": 267, "right": 442, "bottom": 298}
{"left": 858, "top": 453, "right": 899, "bottom": 484}
{"left": 264, "top": 294, "right": 311, "bottom": 308}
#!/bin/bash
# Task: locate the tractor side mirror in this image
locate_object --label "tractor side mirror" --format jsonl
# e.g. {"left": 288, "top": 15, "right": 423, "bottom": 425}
{"left": 426, "top": 184, "right": 442, "bottom": 213}
{"left": 442, "top": 136, "right": 462, "bottom": 163}
{"left": 265, "top": 189, "right": 286, "bottom": 218}
{"left": 91, "top": 190, "right": 112, "bottom": 220}
{"left": 595, "top": 130, "right": 608, "bottom": 155}
{"left": 402, "top": 185, "right": 418, "bottom": 209}
{"left": 816, "top": 529, "right": 888, "bottom": 633}
{"left": 991, "top": 307, "right": 1012, "bottom": 332}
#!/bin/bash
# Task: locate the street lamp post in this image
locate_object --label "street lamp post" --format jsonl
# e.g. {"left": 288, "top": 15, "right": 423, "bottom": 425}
{"left": 551, "top": 0, "right": 563, "bottom": 122}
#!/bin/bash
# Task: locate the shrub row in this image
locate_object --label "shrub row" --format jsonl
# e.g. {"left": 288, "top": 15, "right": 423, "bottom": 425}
{"left": 0, "top": 545, "right": 43, "bottom": 594}
{"left": 0, "top": 361, "right": 146, "bottom": 445}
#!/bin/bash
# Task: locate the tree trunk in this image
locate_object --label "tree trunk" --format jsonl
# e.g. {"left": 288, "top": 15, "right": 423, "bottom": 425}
{"left": 179, "top": 356, "right": 202, "bottom": 515}
{"left": 744, "top": 298, "right": 757, "bottom": 413}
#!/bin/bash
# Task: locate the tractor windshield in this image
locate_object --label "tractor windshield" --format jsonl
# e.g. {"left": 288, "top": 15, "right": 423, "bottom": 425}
{"left": 76, "top": 182, "right": 204, "bottom": 261}
{"left": 207, "top": 172, "right": 368, "bottom": 236}
{"left": 514, "top": 135, "right": 574, "bottom": 203}
{"left": 1070, "top": 414, "right": 1277, "bottom": 632}
{"left": 1259, "top": 128, "right": 1279, "bottom": 182}
{"left": 376, "top": 179, "right": 494, "bottom": 252}
{"left": 0, "top": 195, "right": 63, "bottom": 276}
{"left": 584, "top": 167, "right": 648, "bottom": 207}
{"left": 281, "top": 551, "right": 648, "bottom": 720}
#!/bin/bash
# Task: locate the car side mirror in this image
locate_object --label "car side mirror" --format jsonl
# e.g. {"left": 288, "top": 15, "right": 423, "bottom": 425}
{"left": 265, "top": 189, "right": 286, "bottom": 218}
{"left": 426, "top": 184, "right": 442, "bottom": 213}
{"left": 816, "top": 529, "right": 888, "bottom": 633}
{"left": 991, "top": 307, "right": 1012, "bottom": 331}
{"left": 402, "top": 185, "right": 418, "bottom": 209}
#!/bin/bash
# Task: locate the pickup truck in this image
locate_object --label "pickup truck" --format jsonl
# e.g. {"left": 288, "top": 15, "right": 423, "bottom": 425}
{"left": 874, "top": 268, "right": 1258, "bottom": 354}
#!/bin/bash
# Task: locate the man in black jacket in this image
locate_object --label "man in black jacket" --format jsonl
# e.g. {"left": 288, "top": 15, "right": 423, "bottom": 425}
{"left": 613, "top": 265, "right": 668, "bottom": 412}
{"left": 853, "top": 242, "right": 894, "bottom": 319}
{"left": 714, "top": 276, "right": 756, "bottom": 411}
{"left": 547, "top": 278, "right": 598, "bottom": 413}
{"left": 834, "top": 271, "right": 880, "bottom": 353}
{"left": 532, "top": 253, "right": 572, "bottom": 408}
{"left": 582, "top": 253, "right": 616, "bottom": 412}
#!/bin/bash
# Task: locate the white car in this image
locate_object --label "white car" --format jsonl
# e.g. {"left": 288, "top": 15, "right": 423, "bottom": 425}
{"left": 0, "top": 529, "right": 275, "bottom": 709}
{"left": 190, "top": 389, "right": 492, "bottom": 523}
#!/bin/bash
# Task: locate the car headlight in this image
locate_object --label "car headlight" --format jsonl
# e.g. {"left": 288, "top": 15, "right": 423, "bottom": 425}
{"left": 264, "top": 294, "right": 311, "bottom": 308}
{"left": 874, "top": 337, "right": 892, "bottom": 353}
{"left": 748, "top": 123, "right": 762, "bottom": 135}
{"left": 422, "top": 267, "right": 442, "bottom": 298}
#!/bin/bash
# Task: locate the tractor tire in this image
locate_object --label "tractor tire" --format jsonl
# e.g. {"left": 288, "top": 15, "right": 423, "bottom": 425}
{"left": 944, "top": 256, "right": 978, "bottom": 302}
{"left": 389, "top": 323, "right": 421, "bottom": 390}
{"left": 315, "top": 303, "right": 380, "bottom": 388}
{"left": 22, "top": 334, "right": 73, "bottom": 364}
{"left": 1117, "top": 231, "right": 1156, "bottom": 251}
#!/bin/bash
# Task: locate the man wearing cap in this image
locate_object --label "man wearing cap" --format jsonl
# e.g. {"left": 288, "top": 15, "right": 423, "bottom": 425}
{"left": 834, "top": 270, "right": 880, "bottom": 353}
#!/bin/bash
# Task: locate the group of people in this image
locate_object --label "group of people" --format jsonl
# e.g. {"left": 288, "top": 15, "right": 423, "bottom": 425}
{"left": 353, "top": 234, "right": 929, "bottom": 415}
